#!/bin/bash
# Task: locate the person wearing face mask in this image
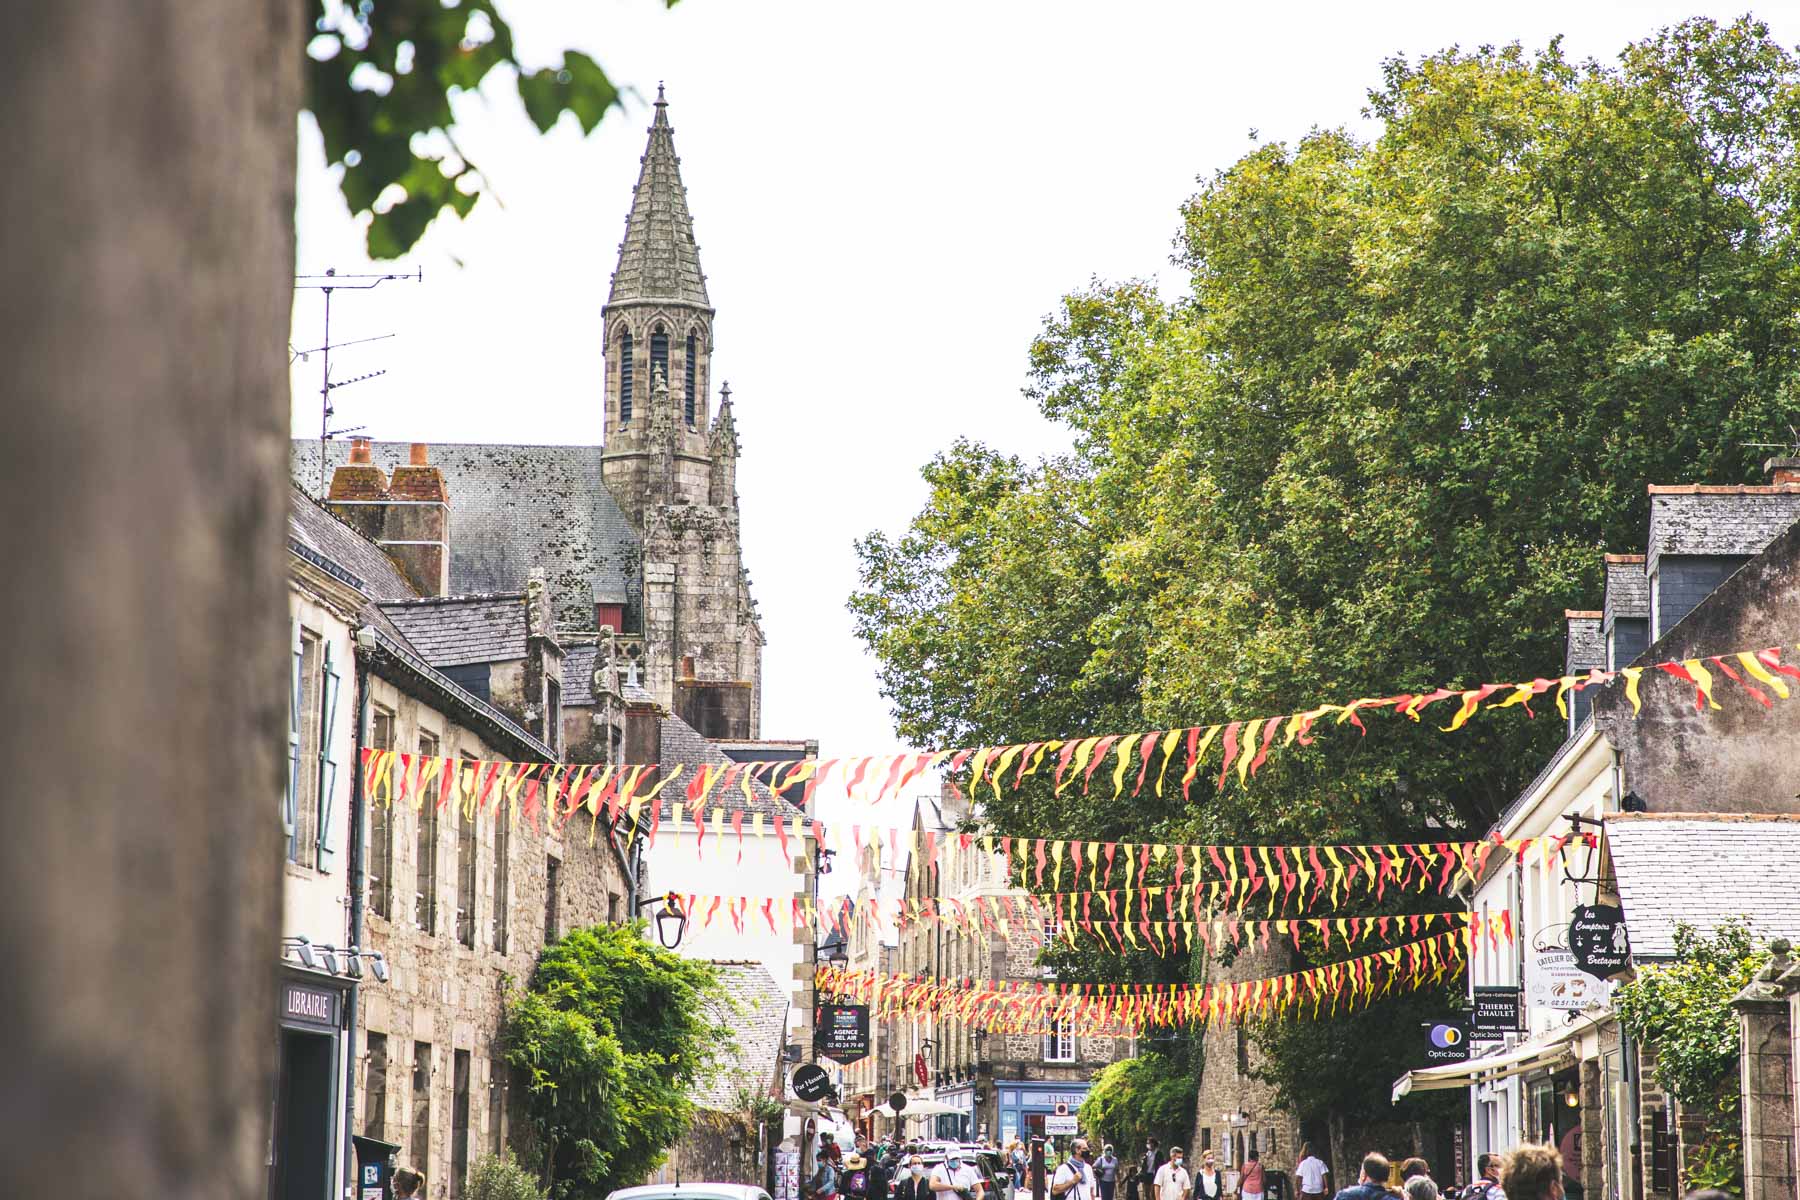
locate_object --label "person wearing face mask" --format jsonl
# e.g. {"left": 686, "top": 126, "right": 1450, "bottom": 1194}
{"left": 1054, "top": 1139, "right": 1098, "bottom": 1200}
{"left": 896, "top": 1156, "right": 933, "bottom": 1200}
{"left": 1194, "top": 1152, "right": 1224, "bottom": 1200}
{"left": 933, "top": 1150, "right": 986, "bottom": 1200}
{"left": 1154, "top": 1149, "right": 1193, "bottom": 1200}
{"left": 1097, "top": 1144, "right": 1121, "bottom": 1200}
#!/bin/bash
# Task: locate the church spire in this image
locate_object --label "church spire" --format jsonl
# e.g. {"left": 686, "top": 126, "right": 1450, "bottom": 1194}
{"left": 606, "top": 85, "right": 711, "bottom": 310}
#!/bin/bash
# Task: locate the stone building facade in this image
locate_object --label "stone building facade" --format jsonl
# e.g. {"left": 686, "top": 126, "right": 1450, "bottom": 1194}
{"left": 887, "top": 783, "right": 1133, "bottom": 1146}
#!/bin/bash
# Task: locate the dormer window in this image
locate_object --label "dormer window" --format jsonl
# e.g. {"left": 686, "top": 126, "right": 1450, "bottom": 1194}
{"left": 619, "top": 330, "right": 634, "bottom": 422}
{"left": 685, "top": 332, "right": 698, "bottom": 426}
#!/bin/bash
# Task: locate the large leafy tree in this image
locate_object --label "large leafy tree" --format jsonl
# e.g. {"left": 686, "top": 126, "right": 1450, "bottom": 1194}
{"left": 504, "top": 923, "right": 730, "bottom": 1199}
{"left": 852, "top": 15, "right": 1800, "bottom": 1126}
{"left": 305, "top": 0, "right": 675, "bottom": 257}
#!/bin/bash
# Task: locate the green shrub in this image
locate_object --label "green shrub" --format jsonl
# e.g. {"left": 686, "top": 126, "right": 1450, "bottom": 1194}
{"left": 466, "top": 1153, "right": 548, "bottom": 1200}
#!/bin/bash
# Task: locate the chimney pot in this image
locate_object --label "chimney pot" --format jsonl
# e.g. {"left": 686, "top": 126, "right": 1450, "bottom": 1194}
{"left": 349, "top": 436, "right": 373, "bottom": 465}
{"left": 1765, "top": 456, "right": 1800, "bottom": 488}
{"left": 410, "top": 442, "right": 430, "bottom": 466}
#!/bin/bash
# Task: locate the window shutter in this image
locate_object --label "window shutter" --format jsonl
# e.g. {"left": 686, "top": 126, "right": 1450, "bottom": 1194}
{"left": 286, "top": 619, "right": 302, "bottom": 855}
{"left": 315, "top": 640, "right": 342, "bottom": 871}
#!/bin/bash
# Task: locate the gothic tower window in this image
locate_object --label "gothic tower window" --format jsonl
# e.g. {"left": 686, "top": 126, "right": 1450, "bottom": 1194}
{"left": 650, "top": 325, "right": 669, "bottom": 394}
{"left": 618, "top": 329, "right": 634, "bottom": 422}
{"left": 684, "top": 332, "right": 697, "bottom": 426}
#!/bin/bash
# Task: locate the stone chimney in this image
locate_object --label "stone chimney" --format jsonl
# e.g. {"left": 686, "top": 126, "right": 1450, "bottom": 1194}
{"left": 325, "top": 440, "right": 451, "bottom": 598}
{"left": 1765, "top": 457, "right": 1800, "bottom": 488}
{"left": 325, "top": 437, "right": 390, "bottom": 542}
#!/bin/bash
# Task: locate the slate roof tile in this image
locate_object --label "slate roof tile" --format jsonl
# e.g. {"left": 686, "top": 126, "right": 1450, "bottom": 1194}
{"left": 1606, "top": 813, "right": 1800, "bottom": 959}
{"left": 695, "top": 960, "right": 788, "bottom": 1110}
{"left": 378, "top": 594, "right": 529, "bottom": 667}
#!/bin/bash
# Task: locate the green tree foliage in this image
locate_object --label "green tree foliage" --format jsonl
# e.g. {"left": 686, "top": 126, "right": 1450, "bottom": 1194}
{"left": 305, "top": 0, "right": 676, "bottom": 257}
{"left": 467, "top": 1153, "right": 550, "bottom": 1200}
{"left": 851, "top": 15, "right": 1800, "bottom": 1128}
{"left": 503, "top": 922, "right": 729, "bottom": 1199}
{"left": 1078, "top": 1052, "right": 1200, "bottom": 1153}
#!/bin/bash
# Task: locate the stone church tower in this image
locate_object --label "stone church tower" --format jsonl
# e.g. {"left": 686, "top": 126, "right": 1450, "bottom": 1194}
{"left": 602, "top": 87, "right": 763, "bottom": 737}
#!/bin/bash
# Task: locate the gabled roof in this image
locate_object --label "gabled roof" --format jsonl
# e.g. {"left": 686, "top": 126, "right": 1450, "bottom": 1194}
{"left": 288, "top": 486, "right": 417, "bottom": 603}
{"left": 659, "top": 711, "right": 798, "bottom": 819}
{"left": 379, "top": 594, "right": 530, "bottom": 667}
{"left": 694, "top": 960, "right": 788, "bottom": 1110}
{"left": 1606, "top": 813, "right": 1800, "bottom": 959}
{"left": 291, "top": 439, "right": 641, "bottom": 631}
{"left": 606, "top": 88, "right": 711, "bottom": 311}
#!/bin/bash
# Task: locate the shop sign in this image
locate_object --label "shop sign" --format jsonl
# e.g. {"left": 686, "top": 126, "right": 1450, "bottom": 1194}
{"left": 1471, "top": 986, "right": 1522, "bottom": 1038}
{"left": 914, "top": 1052, "right": 929, "bottom": 1088}
{"left": 1527, "top": 948, "right": 1606, "bottom": 1012}
{"left": 282, "top": 981, "right": 339, "bottom": 1030}
{"left": 1569, "top": 905, "right": 1630, "bottom": 978}
{"left": 1423, "top": 1017, "right": 1470, "bottom": 1064}
{"left": 791, "top": 1063, "right": 834, "bottom": 1103}
{"left": 814, "top": 1003, "right": 870, "bottom": 1064}
{"left": 1045, "top": 1115, "right": 1079, "bottom": 1135}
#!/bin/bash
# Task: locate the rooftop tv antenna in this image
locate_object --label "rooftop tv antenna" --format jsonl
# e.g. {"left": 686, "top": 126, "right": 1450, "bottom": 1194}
{"left": 294, "top": 266, "right": 422, "bottom": 492}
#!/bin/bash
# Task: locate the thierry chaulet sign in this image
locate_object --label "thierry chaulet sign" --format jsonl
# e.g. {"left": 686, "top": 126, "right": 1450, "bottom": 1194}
{"left": 1569, "top": 904, "right": 1630, "bottom": 979}
{"left": 1471, "top": 986, "right": 1523, "bottom": 1038}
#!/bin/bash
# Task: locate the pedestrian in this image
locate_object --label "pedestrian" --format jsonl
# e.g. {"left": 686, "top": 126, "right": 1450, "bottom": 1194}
{"left": 1241, "top": 1150, "right": 1266, "bottom": 1200}
{"left": 896, "top": 1155, "right": 933, "bottom": 1200}
{"left": 1400, "top": 1161, "right": 1431, "bottom": 1186}
{"left": 1498, "top": 1146, "right": 1562, "bottom": 1200}
{"left": 1295, "top": 1143, "right": 1330, "bottom": 1200}
{"left": 806, "top": 1144, "right": 841, "bottom": 1200}
{"left": 1194, "top": 1152, "right": 1223, "bottom": 1200}
{"left": 1140, "top": 1139, "right": 1166, "bottom": 1200}
{"left": 933, "top": 1146, "right": 987, "bottom": 1200}
{"left": 1330, "top": 1154, "right": 1393, "bottom": 1200}
{"left": 1464, "top": 1155, "right": 1503, "bottom": 1200}
{"left": 1154, "top": 1147, "right": 1193, "bottom": 1200}
{"left": 393, "top": 1169, "right": 424, "bottom": 1200}
{"left": 1010, "top": 1140, "right": 1030, "bottom": 1199}
{"left": 1098, "top": 1144, "right": 1121, "bottom": 1200}
{"left": 1404, "top": 1179, "right": 1438, "bottom": 1200}
{"left": 867, "top": 1148, "right": 892, "bottom": 1200}
{"left": 844, "top": 1152, "right": 874, "bottom": 1200}
{"left": 1054, "top": 1139, "right": 1095, "bottom": 1200}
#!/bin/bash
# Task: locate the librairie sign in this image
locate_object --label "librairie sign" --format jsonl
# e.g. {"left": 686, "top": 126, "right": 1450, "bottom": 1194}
{"left": 1569, "top": 904, "right": 1630, "bottom": 979}
{"left": 1471, "top": 986, "right": 1522, "bottom": 1038}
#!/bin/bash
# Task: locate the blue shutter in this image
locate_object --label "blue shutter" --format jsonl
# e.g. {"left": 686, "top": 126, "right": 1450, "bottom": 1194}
{"left": 285, "top": 619, "right": 302, "bottom": 858}
{"left": 315, "top": 640, "right": 342, "bottom": 871}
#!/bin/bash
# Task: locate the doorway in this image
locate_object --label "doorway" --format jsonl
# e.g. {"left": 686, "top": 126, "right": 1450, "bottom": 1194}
{"left": 273, "top": 1028, "right": 337, "bottom": 1200}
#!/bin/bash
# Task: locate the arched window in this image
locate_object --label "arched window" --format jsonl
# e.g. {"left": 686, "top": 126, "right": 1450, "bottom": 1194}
{"left": 684, "top": 332, "right": 698, "bottom": 426}
{"left": 650, "top": 325, "right": 669, "bottom": 395}
{"left": 618, "top": 329, "right": 634, "bottom": 422}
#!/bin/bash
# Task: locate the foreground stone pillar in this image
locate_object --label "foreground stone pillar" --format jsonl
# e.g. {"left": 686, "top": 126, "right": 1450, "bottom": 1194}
{"left": 1736, "top": 941, "right": 1798, "bottom": 1200}
{"left": 0, "top": 3, "right": 297, "bottom": 1196}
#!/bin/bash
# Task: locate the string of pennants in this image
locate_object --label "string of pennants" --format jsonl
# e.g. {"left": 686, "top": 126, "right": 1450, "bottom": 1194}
{"left": 354, "top": 746, "right": 1592, "bottom": 900}
{"left": 358, "top": 644, "right": 1796, "bottom": 824}
{"left": 679, "top": 890, "right": 1509, "bottom": 959}
{"left": 814, "top": 927, "right": 1476, "bottom": 1033}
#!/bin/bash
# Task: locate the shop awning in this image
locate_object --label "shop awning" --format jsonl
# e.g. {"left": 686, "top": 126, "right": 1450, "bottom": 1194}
{"left": 873, "top": 1098, "right": 962, "bottom": 1117}
{"left": 1391, "top": 1025, "right": 1579, "bottom": 1103}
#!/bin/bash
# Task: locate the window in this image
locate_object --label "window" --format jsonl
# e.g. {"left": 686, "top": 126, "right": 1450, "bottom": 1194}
{"left": 619, "top": 330, "right": 634, "bottom": 421}
{"left": 415, "top": 733, "right": 439, "bottom": 933}
{"left": 365, "top": 1033, "right": 389, "bottom": 1139}
{"left": 456, "top": 756, "right": 478, "bottom": 948}
{"left": 1236, "top": 1026, "right": 1249, "bottom": 1076}
{"left": 608, "top": 892, "right": 620, "bottom": 924}
{"left": 684, "top": 332, "right": 698, "bottom": 425}
{"left": 545, "top": 677, "right": 562, "bottom": 754}
{"left": 488, "top": 1049, "right": 509, "bottom": 1155}
{"left": 650, "top": 326, "right": 669, "bottom": 394}
{"left": 545, "top": 856, "right": 560, "bottom": 942}
{"left": 1044, "top": 1017, "right": 1075, "bottom": 1063}
{"left": 451, "top": 1049, "right": 472, "bottom": 1197}
{"left": 1201, "top": 1129, "right": 1211, "bottom": 1153}
{"left": 411, "top": 1042, "right": 432, "bottom": 1172}
{"left": 369, "top": 706, "right": 396, "bottom": 919}
{"left": 289, "top": 628, "right": 323, "bottom": 864}
{"left": 491, "top": 802, "right": 509, "bottom": 954}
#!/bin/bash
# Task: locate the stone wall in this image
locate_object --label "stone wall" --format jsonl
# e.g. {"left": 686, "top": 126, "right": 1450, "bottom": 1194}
{"left": 1191, "top": 940, "right": 1301, "bottom": 1178}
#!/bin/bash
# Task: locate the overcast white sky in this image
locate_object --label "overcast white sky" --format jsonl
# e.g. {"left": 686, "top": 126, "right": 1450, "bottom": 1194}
{"left": 292, "top": 1, "right": 1797, "bottom": 827}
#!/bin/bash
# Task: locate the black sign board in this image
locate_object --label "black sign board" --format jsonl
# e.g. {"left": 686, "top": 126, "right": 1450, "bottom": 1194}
{"left": 888, "top": 1091, "right": 909, "bottom": 1113}
{"left": 792, "top": 1063, "right": 833, "bottom": 1103}
{"left": 1570, "top": 904, "right": 1630, "bottom": 979}
{"left": 1471, "top": 986, "right": 1522, "bottom": 1038}
{"left": 1422, "top": 1018, "right": 1471, "bottom": 1064}
{"left": 281, "top": 981, "right": 341, "bottom": 1031}
{"left": 814, "top": 1002, "right": 871, "bottom": 1064}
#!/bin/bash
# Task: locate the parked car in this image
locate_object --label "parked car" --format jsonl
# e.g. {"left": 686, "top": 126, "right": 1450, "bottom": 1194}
{"left": 610, "top": 1185, "right": 773, "bottom": 1200}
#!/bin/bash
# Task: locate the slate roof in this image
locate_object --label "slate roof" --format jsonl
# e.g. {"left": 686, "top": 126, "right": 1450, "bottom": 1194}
{"left": 1602, "top": 555, "right": 1649, "bottom": 634}
{"left": 290, "top": 439, "right": 642, "bottom": 632}
{"left": 660, "top": 711, "right": 798, "bottom": 819}
{"left": 1564, "top": 611, "right": 1604, "bottom": 674}
{"left": 563, "top": 643, "right": 599, "bottom": 707}
{"left": 1645, "top": 488, "right": 1800, "bottom": 574}
{"left": 288, "top": 486, "right": 418, "bottom": 603}
{"left": 378, "top": 594, "right": 529, "bottom": 667}
{"left": 607, "top": 89, "right": 711, "bottom": 311}
{"left": 1606, "top": 813, "right": 1800, "bottom": 960}
{"left": 695, "top": 961, "right": 788, "bottom": 1110}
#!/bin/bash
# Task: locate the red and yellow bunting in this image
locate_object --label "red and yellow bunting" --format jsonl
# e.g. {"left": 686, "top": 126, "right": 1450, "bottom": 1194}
{"left": 359, "top": 644, "right": 1797, "bottom": 817}
{"left": 815, "top": 927, "right": 1478, "bottom": 1033}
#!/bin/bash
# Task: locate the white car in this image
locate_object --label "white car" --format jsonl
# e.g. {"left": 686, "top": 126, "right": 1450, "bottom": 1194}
{"left": 609, "top": 1185, "right": 773, "bottom": 1200}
